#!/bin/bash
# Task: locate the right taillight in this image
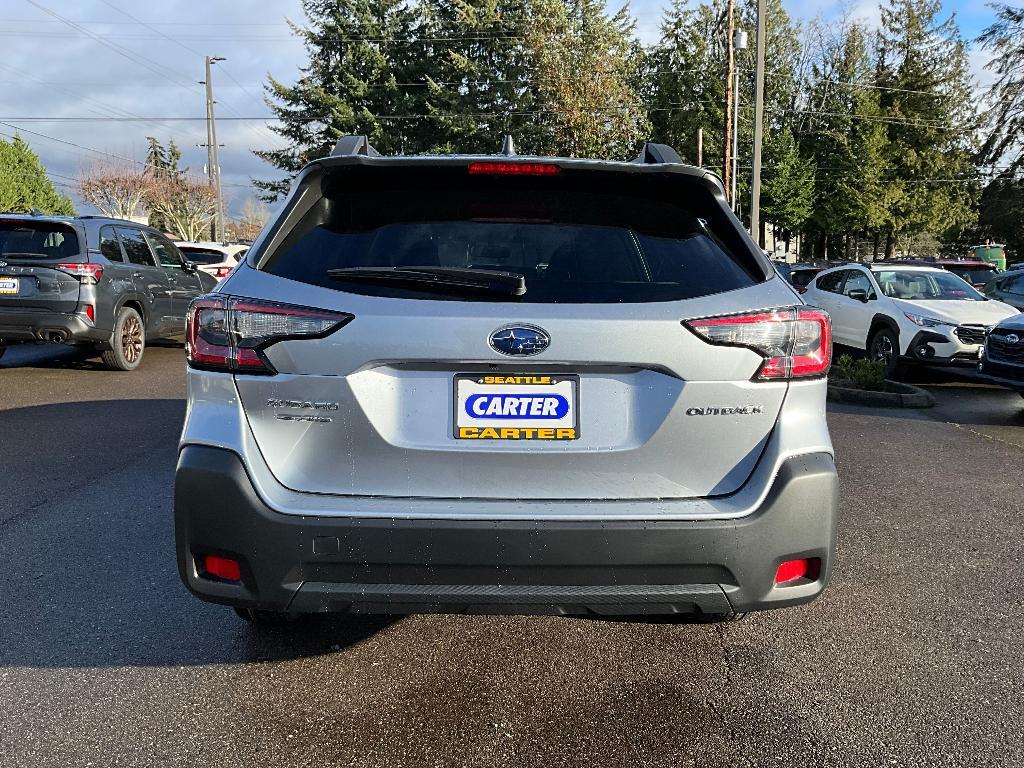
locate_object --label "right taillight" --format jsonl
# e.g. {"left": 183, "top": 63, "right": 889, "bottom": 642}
{"left": 186, "top": 295, "right": 352, "bottom": 374}
{"left": 685, "top": 306, "right": 831, "bottom": 381}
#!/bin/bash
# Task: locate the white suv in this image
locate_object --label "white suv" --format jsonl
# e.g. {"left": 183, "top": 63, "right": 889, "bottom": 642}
{"left": 804, "top": 264, "right": 1019, "bottom": 376}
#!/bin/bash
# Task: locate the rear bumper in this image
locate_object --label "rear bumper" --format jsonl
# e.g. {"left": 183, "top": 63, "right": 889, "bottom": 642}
{"left": 0, "top": 306, "right": 108, "bottom": 344}
{"left": 175, "top": 446, "right": 839, "bottom": 617}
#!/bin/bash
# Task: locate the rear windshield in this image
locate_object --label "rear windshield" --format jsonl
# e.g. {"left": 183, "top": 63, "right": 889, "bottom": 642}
{"left": 262, "top": 167, "right": 762, "bottom": 303}
{"left": 178, "top": 247, "right": 228, "bottom": 265}
{"left": 948, "top": 266, "right": 996, "bottom": 284}
{"left": 790, "top": 269, "right": 820, "bottom": 287}
{"left": 0, "top": 221, "right": 80, "bottom": 260}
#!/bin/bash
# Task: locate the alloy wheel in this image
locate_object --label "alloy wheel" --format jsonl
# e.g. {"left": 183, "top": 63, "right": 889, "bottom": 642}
{"left": 121, "top": 315, "right": 143, "bottom": 363}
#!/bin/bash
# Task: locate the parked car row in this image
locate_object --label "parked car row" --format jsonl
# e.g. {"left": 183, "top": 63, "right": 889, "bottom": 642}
{"left": 802, "top": 263, "right": 1019, "bottom": 375}
{"left": 0, "top": 214, "right": 217, "bottom": 369}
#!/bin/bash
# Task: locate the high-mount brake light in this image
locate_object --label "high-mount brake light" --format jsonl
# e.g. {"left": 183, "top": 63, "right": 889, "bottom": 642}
{"left": 685, "top": 307, "right": 831, "bottom": 381}
{"left": 468, "top": 161, "right": 561, "bottom": 176}
{"left": 56, "top": 263, "right": 103, "bottom": 284}
{"left": 186, "top": 295, "right": 352, "bottom": 374}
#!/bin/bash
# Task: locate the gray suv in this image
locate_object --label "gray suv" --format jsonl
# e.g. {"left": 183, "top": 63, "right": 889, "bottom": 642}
{"left": 175, "top": 137, "right": 838, "bottom": 623}
{"left": 0, "top": 214, "right": 216, "bottom": 369}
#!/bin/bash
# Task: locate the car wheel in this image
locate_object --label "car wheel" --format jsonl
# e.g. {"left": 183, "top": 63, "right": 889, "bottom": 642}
{"left": 101, "top": 307, "right": 145, "bottom": 371}
{"left": 233, "top": 606, "right": 300, "bottom": 625}
{"left": 868, "top": 326, "right": 903, "bottom": 378}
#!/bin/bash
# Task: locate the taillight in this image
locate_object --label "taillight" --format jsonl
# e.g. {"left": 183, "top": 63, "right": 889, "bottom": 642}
{"left": 685, "top": 307, "right": 831, "bottom": 381}
{"left": 212, "top": 266, "right": 233, "bottom": 278}
{"left": 468, "top": 161, "right": 561, "bottom": 176}
{"left": 186, "top": 295, "right": 352, "bottom": 374}
{"left": 57, "top": 263, "right": 103, "bottom": 284}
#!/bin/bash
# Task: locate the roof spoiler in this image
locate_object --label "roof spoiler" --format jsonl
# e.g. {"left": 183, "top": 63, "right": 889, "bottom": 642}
{"left": 331, "top": 135, "right": 380, "bottom": 157}
{"left": 635, "top": 142, "right": 682, "bottom": 165}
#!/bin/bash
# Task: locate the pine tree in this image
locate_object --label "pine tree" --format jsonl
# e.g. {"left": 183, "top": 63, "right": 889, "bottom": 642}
{"left": 421, "top": 0, "right": 542, "bottom": 154}
{"left": 760, "top": 127, "right": 814, "bottom": 249}
{"left": 876, "top": 0, "right": 977, "bottom": 256}
{"left": 256, "top": 0, "right": 424, "bottom": 199}
{"left": 978, "top": 4, "right": 1024, "bottom": 173}
{"left": 527, "top": 0, "right": 649, "bottom": 159}
{"left": 0, "top": 136, "right": 75, "bottom": 215}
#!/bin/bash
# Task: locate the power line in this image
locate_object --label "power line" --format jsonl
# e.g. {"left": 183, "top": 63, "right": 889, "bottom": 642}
{"left": 0, "top": 120, "right": 146, "bottom": 166}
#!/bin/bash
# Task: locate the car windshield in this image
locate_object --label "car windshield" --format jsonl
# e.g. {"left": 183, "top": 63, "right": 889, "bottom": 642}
{"left": 0, "top": 221, "right": 80, "bottom": 260}
{"left": 874, "top": 270, "right": 986, "bottom": 301}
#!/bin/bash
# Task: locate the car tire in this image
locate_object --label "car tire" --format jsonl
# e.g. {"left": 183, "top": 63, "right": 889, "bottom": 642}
{"left": 868, "top": 326, "right": 904, "bottom": 379}
{"left": 101, "top": 306, "right": 145, "bottom": 371}
{"left": 233, "top": 607, "right": 300, "bottom": 625}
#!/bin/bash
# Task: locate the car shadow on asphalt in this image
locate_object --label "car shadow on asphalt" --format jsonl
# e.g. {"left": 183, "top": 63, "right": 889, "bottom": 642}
{"left": 0, "top": 341, "right": 183, "bottom": 370}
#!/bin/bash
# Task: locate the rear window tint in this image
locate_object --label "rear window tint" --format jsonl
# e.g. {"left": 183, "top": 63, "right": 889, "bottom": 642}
{"left": 179, "top": 248, "right": 228, "bottom": 265}
{"left": 0, "top": 221, "right": 80, "bottom": 260}
{"left": 261, "top": 168, "right": 762, "bottom": 303}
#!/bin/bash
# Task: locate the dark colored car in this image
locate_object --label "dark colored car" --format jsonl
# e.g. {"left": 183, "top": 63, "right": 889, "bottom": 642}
{"left": 935, "top": 259, "right": 1000, "bottom": 289}
{"left": 788, "top": 265, "right": 824, "bottom": 294}
{"left": 982, "top": 267, "right": 1024, "bottom": 311}
{"left": 0, "top": 214, "right": 217, "bottom": 369}
{"left": 979, "top": 313, "right": 1024, "bottom": 395}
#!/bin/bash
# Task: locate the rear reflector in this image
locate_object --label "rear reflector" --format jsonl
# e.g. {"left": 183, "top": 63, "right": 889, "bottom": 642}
{"left": 83, "top": 304, "right": 94, "bottom": 322}
{"left": 775, "top": 557, "right": 821, "bottom": 585}
{"left": 186, "top": 295, "right": 352, "bottom": 374}
{"left": 202, "top": 554, "right": 241, "bottom": 582}
{"left": 56, "top": 263, "right": 103, "bottom": 284}
{"left": 468, "top": 161, "right": 561, "bottom": 176}
{"left": 685, "top": 306, "right": 832, "bottom": 381}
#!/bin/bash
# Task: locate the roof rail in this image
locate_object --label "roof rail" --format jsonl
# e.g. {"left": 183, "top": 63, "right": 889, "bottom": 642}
{"left": 635, "top": 142, "right": 682, "bottom": 165}
{"left": 331, "top": 135, "right": 380, "bottom": 157}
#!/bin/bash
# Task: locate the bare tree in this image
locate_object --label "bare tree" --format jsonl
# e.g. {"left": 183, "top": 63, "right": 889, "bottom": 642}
{"left": 146, "top": 175, "right": 218, "bottom": 242}
{"left": 78, "top": 163, "right": 150, "bottom": 220}
{"left": 228, "top": 197, "right": 270, "bottom": 241}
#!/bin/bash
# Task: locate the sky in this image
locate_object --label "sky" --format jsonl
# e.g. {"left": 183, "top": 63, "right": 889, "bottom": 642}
{"left": 0, "top": 0, "right": 1002, "bottom": 219}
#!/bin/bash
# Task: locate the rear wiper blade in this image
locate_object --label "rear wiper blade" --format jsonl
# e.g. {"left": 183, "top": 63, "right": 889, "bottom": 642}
{"left": 327, "top": 266, "right": 526, "bottom": 297}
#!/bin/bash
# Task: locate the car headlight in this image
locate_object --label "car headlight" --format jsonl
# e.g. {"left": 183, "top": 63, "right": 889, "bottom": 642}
{"left": 903, "top": 312, "right": 952, "bottom": 328}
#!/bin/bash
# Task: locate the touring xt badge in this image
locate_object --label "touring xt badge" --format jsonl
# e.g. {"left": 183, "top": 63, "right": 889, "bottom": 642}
{"left": 686, "top": 405, "right": 765, "bottom": 416}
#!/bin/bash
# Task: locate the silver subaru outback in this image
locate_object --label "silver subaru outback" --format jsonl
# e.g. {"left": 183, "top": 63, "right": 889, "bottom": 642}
{"left": 175, "top": 137, "right": 838, "bottom": 623}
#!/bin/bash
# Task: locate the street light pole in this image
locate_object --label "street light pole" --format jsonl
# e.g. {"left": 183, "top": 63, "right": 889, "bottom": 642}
{"left": 203, "top": 55, "right": 226, "bottom": 241}
{"left": 750, "top": 0, "right": 766, "bottom": 243}
{"left": 723, "top": 0, "right": 735, "bottom": 203}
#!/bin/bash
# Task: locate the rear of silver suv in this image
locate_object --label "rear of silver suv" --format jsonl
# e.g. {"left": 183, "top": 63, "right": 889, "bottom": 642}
{"left": 175, "top": 139, "right": 838, "bottom": 622}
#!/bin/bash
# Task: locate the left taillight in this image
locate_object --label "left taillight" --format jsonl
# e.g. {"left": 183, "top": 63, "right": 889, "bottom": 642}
{"left": 212, "top": 266, "right": 234, "bottom": 279}
{"left": 56, "top": 263, "right": 103, "bottom": 284}
{"left": 186, "top": 295, "right": 353, "bottom": 374}
{"left": 685, "top": 306, "right": 832, "bottom": 381}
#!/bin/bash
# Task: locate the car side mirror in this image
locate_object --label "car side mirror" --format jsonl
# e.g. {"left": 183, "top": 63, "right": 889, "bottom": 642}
{"left": 847, "top": 288, "right": 870, "bottom": 303}
{"left": 182, "top": 260, "right": 198, "bottom": 273}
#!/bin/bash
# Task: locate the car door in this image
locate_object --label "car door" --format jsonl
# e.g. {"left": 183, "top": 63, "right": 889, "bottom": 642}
{"left": 116, "top": 226, "right": 173, "bottom": 336}
{"left": 805, "top": 269, "right": 847, "bottom": 334}
{"left": 145, "top": 232, "right": 204, "bottom": 334}
{"left": 831, "top": 268, "right": 878, "bottom": 349}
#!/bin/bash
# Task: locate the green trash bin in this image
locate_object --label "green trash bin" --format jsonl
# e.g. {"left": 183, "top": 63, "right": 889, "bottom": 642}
{"left": 970, "top": 244, "right": 1006, "bottom": 271}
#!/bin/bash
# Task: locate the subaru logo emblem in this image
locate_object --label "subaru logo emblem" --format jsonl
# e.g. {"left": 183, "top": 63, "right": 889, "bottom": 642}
{"left": 489, "top": 325, "right": 550, "bottom": 356}
{"left": 1007, "top": 334, "right": 1021, "bottom": 345}
{"left": 0, "top": 261, "right": 6, "bottom": 268}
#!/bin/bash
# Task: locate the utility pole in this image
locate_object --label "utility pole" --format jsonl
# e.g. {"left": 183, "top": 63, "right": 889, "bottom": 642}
{"left": 731, "top": 29, "right": 748, "bottom": 213}
{"left": 750, "top": 0, "right": 766, "bottom": 243}
{"left": 723, "top": 0, "right": 735, "bottom": 202}
{"left": 697, "top": 127, "right": 703, "bottom": 168}
{"left": 202, "top": 55, "right": 226, "bottom": 241}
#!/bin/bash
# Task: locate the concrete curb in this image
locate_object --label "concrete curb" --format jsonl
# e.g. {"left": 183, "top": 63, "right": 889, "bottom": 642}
{"left": 827, "top": 379, "right": 936, "bottom": 408}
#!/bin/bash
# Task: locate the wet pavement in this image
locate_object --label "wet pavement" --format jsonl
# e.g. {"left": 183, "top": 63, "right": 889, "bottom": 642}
{"left": 1, "top": 344, "right": 1022, "bottom": 767}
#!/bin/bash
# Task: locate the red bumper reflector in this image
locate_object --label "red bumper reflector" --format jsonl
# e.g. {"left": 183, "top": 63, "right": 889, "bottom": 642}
{"left": 775, "top": 557, "right": 821, "bottom": 585}
{"left": 84, "top": 304, "right": 94, "bottom": 322}
{"left": 203, "top": 554, "right": 241, "bottom": 582}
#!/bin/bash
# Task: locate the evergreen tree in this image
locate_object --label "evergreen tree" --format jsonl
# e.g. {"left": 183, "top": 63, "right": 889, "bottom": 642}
{"left": 421, "top": 0, "right": 543, "bottom": 154}
{"left": 144, "top": 137, "right": 184, "bottom": 178}
{"left": 256, "top": 0, "right": 424, "bottom": 199}
{"left": 0, "top": 136, "right": 75, "bottom": 215}
{"left": 875, "top": 0, "right": 977, "bottom": 256}
{"left": 760, "top": 126, "right": 814, "bottom": 249}
{"left": 977, "top": 174, "right": 1024, "bottom": 259}
{"left": 527, "top": 0, "right": 649, "bottom": 159}
{"left": 978, "top": 4, "right": 1024, "bottom": 173}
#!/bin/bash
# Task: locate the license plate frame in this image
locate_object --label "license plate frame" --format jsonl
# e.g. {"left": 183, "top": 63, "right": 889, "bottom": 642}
{"left": 0, "top": 277, "right": 19, "bottom": 295}
{"left": 453, "top": 373, "right": 580, "bottom": 440}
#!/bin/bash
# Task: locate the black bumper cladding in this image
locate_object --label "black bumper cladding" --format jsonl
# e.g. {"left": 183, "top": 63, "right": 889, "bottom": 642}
{"left": 174, "top": 447, "right": 839, "bottom": 617}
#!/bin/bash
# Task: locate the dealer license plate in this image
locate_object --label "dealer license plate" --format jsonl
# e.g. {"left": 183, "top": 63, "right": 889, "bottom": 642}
{"left": 454, "top": 374, "right": 579, "bottom": 440}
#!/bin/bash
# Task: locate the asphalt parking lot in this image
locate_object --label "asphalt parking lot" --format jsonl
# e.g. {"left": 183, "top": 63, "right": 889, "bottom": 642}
{"left": 1, "top": 344, "right": 1022, "bottom": 767}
